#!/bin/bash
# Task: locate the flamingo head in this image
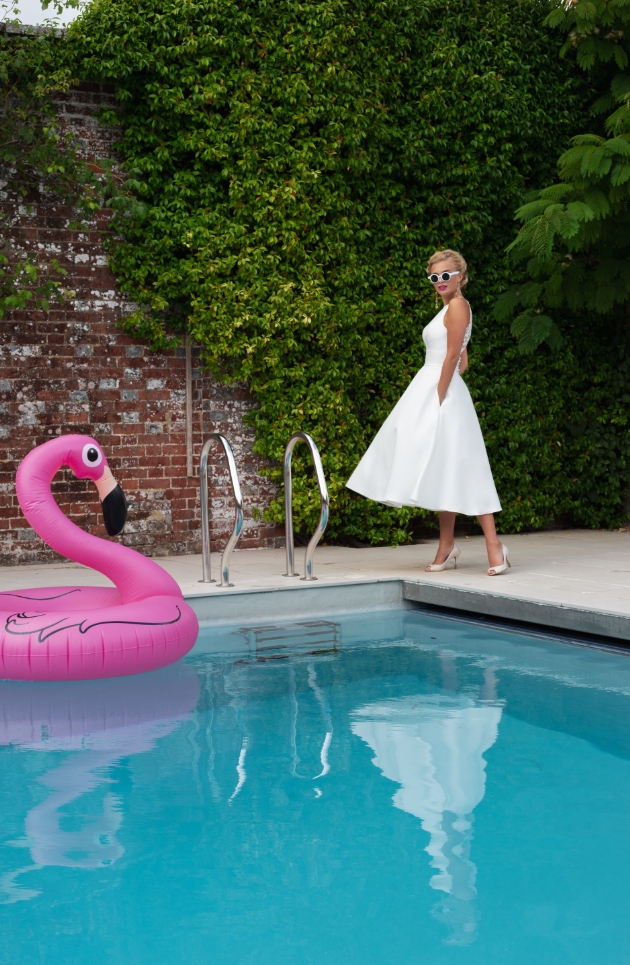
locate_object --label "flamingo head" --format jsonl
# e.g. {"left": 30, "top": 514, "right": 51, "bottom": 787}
{"left": 65, "top": 437, "right": 128, "bottom": 537}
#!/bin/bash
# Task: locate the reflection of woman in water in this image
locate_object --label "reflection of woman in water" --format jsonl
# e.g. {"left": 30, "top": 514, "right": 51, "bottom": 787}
{"left": 352, "top": 661, "right": 502, "bottom": 946}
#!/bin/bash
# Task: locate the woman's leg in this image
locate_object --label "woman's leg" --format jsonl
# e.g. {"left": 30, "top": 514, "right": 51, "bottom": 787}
{"left": 476, "top": 513, "right": 504, "bottom": 573}
{"left": 427, "top": 511, "right": 457, "bottom": 568}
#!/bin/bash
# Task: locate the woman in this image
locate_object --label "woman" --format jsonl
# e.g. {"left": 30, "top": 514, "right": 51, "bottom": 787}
{"left": 346, "top": 249, "right": 508, "bottom": 575}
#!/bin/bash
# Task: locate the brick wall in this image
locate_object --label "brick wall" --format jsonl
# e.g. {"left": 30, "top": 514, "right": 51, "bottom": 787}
{"left": 0, "top": 81, "right": 283, "bottom": 565}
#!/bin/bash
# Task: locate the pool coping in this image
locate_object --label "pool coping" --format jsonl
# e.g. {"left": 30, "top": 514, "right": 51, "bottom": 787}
{"left": 185, "top": 578, "right": 410, "bottom": 626}
{"left": 400, "top": 580, "right": 630, "bottom": 641}
{"left": 184, "top": 576, "right": 630, "bottom": 643}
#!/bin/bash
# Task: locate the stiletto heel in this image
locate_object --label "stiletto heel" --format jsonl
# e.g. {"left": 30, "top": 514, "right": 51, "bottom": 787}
{"left": 426, "top": 544, "right": 461, "bottom": 572}
{"left": 488, "top": 543, "right": 509, "bottom": 576}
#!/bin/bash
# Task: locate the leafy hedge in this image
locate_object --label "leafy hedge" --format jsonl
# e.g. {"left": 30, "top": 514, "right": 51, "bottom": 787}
{"left": 63, "top": 0, "right": 630, "bottom": 540}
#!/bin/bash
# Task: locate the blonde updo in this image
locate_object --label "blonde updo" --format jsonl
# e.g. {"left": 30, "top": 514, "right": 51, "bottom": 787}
{"left": 426, "top": 249, "right": 468, "bottom": 287}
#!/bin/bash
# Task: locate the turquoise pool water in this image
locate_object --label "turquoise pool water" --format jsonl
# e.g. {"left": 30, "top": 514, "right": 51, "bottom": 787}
{"left": 2, "top": 609, "right": 630, "bottom": 964}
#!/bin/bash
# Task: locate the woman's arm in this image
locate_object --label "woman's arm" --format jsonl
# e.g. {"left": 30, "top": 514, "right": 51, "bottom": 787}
{"left": 436, "top": 298, "right": 470, "bottom": 405}
{"left": 459, "top": 347, "right": 468, "bottom": 375}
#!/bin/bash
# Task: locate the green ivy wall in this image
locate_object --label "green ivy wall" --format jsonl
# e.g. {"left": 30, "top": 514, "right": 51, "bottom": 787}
{"left": 64, "top": 0, "right": 630, "bottom": 542}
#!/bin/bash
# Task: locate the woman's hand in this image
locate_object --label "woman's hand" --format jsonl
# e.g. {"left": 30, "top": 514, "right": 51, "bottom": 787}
{"left": 436, "top": 299, "right": 470, "bottom": 405}
{"left": 439, "top": 347, "right": 467, "bottom": 403}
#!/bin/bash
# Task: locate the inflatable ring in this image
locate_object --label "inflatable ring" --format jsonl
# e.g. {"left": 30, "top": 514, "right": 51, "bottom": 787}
{"left": 0, "top": 435, "right": 199, "bottom": 681}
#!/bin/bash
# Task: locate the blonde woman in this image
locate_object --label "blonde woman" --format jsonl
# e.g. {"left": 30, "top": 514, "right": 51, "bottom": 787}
{"left": 346, "top": 249, "right": 508, "bottom": 575}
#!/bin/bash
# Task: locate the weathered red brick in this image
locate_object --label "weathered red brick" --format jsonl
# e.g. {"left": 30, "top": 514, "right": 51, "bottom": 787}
{"left": 0, "top": 83, "right": 283, "bottom": 564}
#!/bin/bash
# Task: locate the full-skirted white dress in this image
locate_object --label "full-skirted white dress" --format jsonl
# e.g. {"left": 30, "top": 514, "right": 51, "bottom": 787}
{"left": 346, "top": 303, "right": 501, "bottom": 515}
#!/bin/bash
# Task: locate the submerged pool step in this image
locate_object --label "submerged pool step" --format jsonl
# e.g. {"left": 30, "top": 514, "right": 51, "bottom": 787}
{"left": 235, "top": 619, "right": 341, "bottom": 656}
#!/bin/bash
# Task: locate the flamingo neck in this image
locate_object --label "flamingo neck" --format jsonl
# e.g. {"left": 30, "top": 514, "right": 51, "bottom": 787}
{"left": 15, "top": 438, "right": 182, "bottom": 604}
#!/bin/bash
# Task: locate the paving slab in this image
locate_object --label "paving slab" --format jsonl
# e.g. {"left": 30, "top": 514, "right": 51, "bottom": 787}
{"left": 1, "top": 529, "right": 630, "bottom": 639}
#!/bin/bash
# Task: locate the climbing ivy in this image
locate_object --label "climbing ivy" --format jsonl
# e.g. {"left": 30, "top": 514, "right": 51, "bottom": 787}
{"left": 0, "top": 10, "right": 149, "bottom": 325}
{"left": 1, "top": 20, "right": 82, "bottom": 321}
{"left": 62, "top": 0, "right": 630, "bottom": 540}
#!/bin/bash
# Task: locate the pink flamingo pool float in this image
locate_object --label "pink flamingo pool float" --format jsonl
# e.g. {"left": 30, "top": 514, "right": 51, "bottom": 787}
{"left": 0, "top": 435, "right": 199, "bottom": 681}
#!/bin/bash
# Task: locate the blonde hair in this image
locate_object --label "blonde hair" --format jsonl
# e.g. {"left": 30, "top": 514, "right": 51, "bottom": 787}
{"left": 427, "top": 249, "right": 468, "bottom": 287}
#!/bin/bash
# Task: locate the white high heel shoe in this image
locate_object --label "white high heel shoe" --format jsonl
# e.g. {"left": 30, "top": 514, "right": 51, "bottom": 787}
{"left": 426, "top": 544, "right": 461, "bottom": 572}
{"left": 488, "top": 543, "right": 510, "bottom": 576}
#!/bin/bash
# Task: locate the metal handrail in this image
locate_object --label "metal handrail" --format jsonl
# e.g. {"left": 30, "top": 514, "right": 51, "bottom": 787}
{"left": 199, "top": 434, "right": 244, "bottom": 587}
{"left": 283, "top": 432, "right": 329, "bottom": 582}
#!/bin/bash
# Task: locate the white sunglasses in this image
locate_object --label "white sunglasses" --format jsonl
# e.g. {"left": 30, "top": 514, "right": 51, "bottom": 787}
{"left": 427, "top": 270, "right": 460, "bottom": 283}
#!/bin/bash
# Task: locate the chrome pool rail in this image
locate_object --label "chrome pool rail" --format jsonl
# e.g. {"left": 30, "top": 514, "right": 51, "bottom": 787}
{"left": 283, "top": 432, "right": 329, "bottom": 581}
{"left": 199, "top": 434, "right": 244, "bottom": 587}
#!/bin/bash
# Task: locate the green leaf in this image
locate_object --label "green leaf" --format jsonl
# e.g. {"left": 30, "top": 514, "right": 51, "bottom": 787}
{"left": 511, "top": 312, "right": 562, "bottom": 353}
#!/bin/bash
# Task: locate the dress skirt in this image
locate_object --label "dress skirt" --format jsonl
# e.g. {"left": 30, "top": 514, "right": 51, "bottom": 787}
{"left": 346, "top": 362, "right": 501, "bottom": 516}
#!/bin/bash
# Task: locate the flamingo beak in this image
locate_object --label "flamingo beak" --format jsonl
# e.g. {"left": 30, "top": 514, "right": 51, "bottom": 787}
{"left": 95, "top": 467, "right": 128, "bottom": 537}
{"left": 102, "top": 485, "right": 128, "bottom": 536}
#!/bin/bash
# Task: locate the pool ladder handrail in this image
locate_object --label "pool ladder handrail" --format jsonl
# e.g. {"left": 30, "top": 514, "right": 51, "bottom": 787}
{"left": 199, "top": 433, "right": 244, "bottom": 587}
{"left": 283, "top": 432, "right": 329, "bottom": 581}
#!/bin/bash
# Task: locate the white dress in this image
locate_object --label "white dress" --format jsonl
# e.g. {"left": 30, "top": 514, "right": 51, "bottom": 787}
{"left": 346, "top": 303, "right": 501, "bottom": 515}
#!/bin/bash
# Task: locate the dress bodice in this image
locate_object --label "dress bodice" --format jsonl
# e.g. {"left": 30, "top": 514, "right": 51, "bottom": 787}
{"left": 423, "top": 302, "right": 472, "bottom": 370}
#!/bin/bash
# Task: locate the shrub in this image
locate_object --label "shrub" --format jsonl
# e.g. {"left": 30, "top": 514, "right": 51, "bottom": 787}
{"left": 65, "top": 0, "right": 623, "bottom": 540}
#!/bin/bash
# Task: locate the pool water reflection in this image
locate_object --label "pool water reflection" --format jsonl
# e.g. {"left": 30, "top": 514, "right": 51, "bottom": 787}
{"left": 1, "top": 610, "right": 630, "bottom": 965}
{"left": 352, "top": 678, "right": 502, "bottom": 945}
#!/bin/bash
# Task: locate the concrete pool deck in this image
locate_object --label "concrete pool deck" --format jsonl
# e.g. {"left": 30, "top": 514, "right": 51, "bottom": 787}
{"left": 2, "top": 528, "right": 630, "bottom": 642}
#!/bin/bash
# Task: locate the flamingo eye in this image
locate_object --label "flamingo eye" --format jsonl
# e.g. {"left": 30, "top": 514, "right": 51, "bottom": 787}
{"left": 82, "top": 443, "right": 103, "bottom": 468}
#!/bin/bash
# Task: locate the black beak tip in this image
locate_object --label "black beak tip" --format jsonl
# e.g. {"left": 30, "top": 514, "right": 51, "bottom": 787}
{"left": 102, "top": 484, "right": 128, "bottom": 537}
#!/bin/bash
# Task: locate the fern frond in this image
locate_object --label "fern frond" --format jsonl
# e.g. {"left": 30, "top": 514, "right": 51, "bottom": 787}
{"left": 493, "top": 289, "right": 521, "bottom": 322}
{"left": 530, "top": 314, "right": 561, "bottom": 346}
{"left": 610, "top": 161, "right": 630, "bottom": 185}
{"left": 545, "top": 270, "right": 565, "bottom": 304}
{"left": 510, "top": 312, "right": 534, "bottom": 338}
{"left": 592, "top": 92, "right": 616, "bottom": 115}
{"left": 574, "top": 0, "right": 597, "bottom": 23}
{"left": 578, "top": 145, "right": 611, "bottom": 176}
{"left": 606, "top": 102, "right": 630, "bottom": 134}
{"left": 604, "top": 135, "right": 630, "bottom": 156}
{"left": 545, "top": 7, "right": 568, "bottom": 28}
{"left": 538, "top": 183, "right": 574, "bottom": 202}
{"left": 569, "top": 134, "right": 606, "bottom": 147}
{"left": 580, "top": 190, "right": 611, "bottom": 217}
{"left": 576, "top": 42, "right": 599, "bottom": 71}
{"left": 518, "top": 281, "right": 544, "bottom": 307}
{"left": 611, "top": 73, "right": 630, "bottom": 101}
{"left": 531, "top": 217, "right": 561, "bottom": 257}
{"left": 511, "top": 313, "right": 562, "bottom": 354}
{"left": 515, "top": 198, "right": 559, "bottom": 221}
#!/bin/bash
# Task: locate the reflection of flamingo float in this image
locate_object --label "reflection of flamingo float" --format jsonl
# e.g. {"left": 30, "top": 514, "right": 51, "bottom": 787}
{"left": 352, "top": 666, "right": 502, "bottom": 946}
{"left": 0, "top": 668, "right": 200, "bottom": 903}
{"left": 0, "top": 436, "right": 198, "bottom": 680}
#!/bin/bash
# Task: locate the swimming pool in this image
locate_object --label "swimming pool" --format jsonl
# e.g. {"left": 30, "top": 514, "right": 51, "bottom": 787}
{"left": 1, "top": 608, "right": 629, "bottom": 964}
